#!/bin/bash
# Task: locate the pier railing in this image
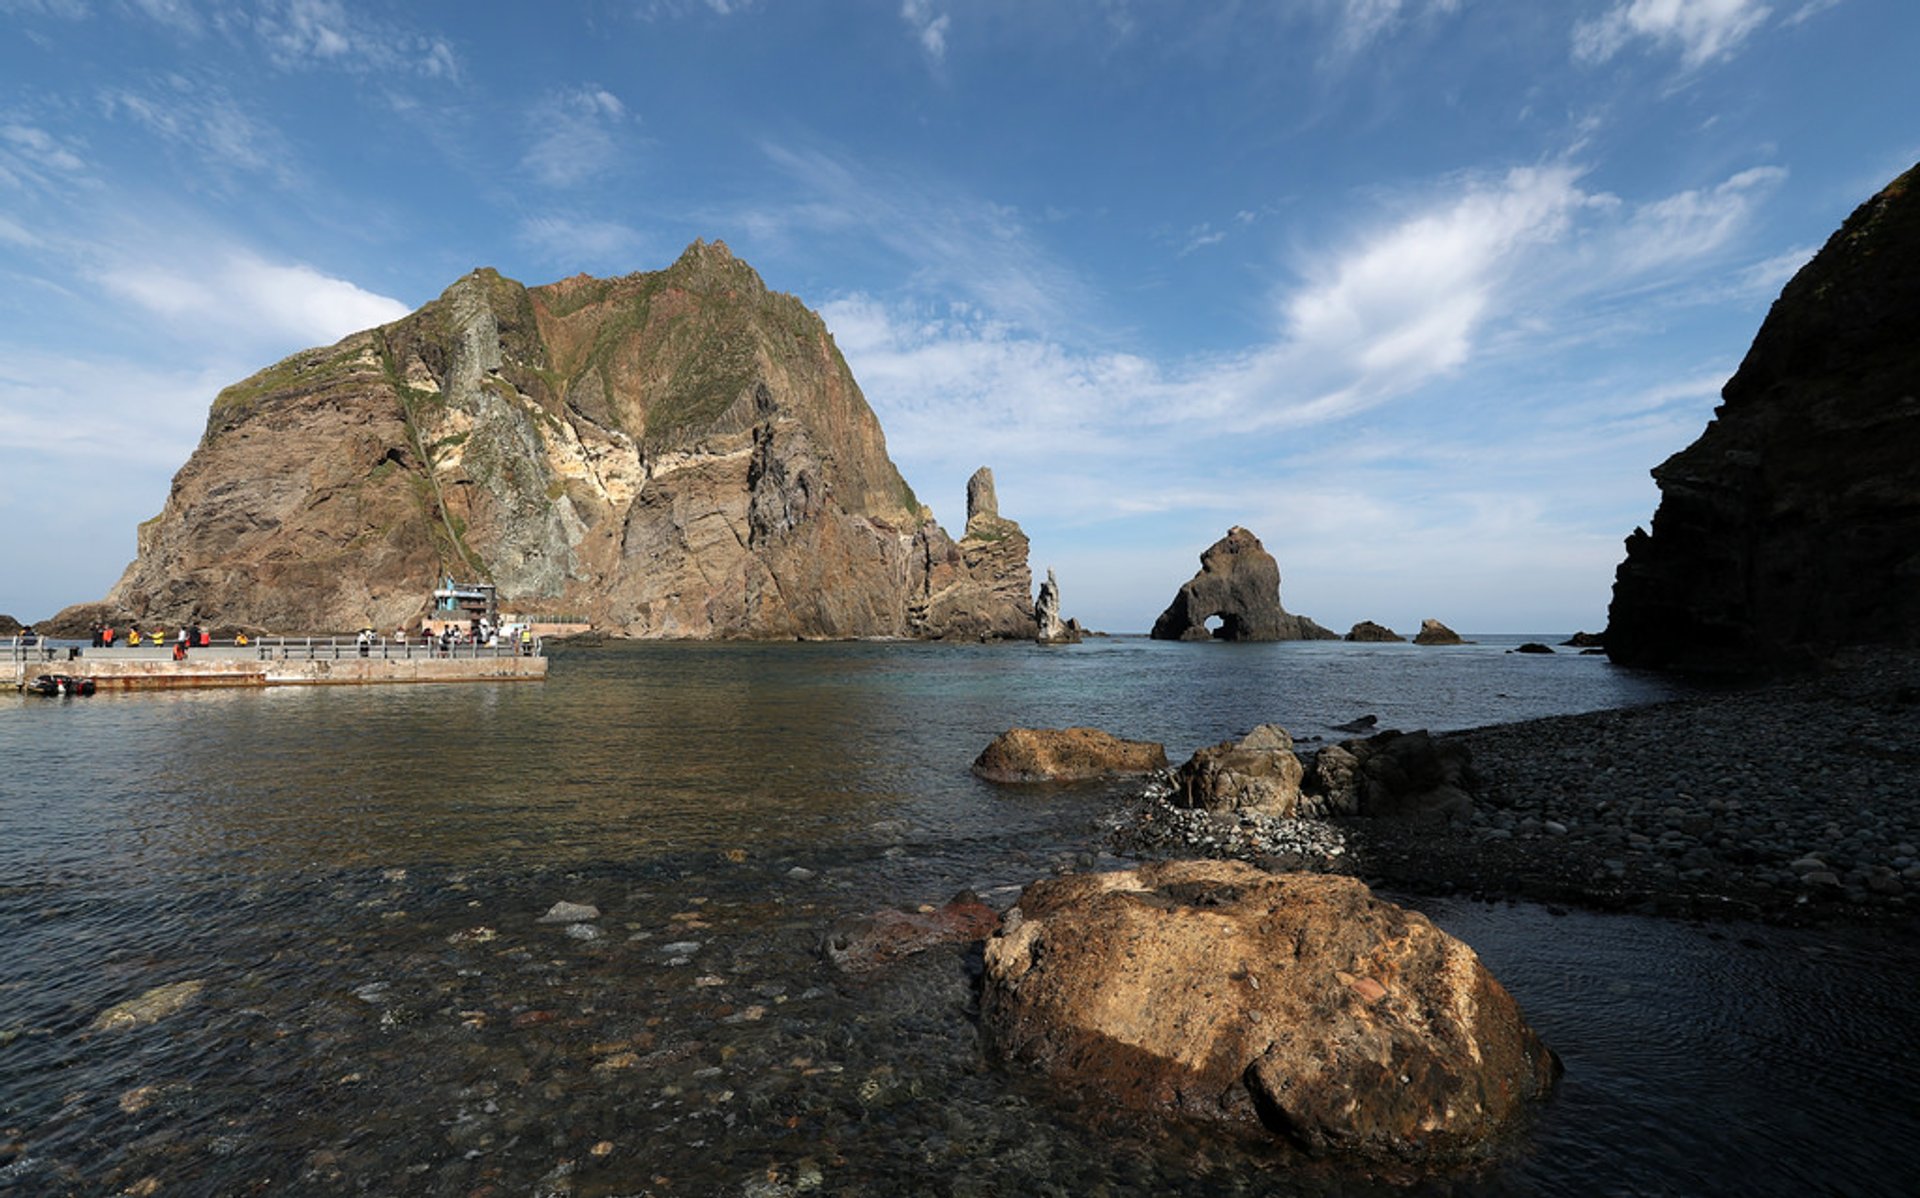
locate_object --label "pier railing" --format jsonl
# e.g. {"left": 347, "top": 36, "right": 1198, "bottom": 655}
{"left": 253, "top": 636, "right": 542, "bottom": 661}
{"left": 8, "top": 634, "right": 543, "bottom": 665}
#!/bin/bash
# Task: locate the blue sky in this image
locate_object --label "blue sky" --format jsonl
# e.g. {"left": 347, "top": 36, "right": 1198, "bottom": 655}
{"left": 1, "top": 0, "right": 1913, "bottom": 633}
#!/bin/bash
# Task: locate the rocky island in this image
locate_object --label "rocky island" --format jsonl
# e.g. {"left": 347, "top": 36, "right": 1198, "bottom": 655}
{"left": 53, "top": 242, "right": 1043, "bottom": 641}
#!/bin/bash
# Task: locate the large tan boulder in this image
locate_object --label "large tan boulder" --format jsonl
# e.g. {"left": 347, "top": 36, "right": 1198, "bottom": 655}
{"left": 972, "top": 727, "right": 1167, "bottom": 783}
{"left": 1173, "top": 724, "right": 1305, "bottom": 815}
{"left": 982, "top": 861, "right": 1559, "bottom": 1165}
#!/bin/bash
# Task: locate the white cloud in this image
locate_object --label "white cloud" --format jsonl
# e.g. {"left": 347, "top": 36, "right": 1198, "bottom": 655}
{"left": 901, "top": 0, "right": 951, "bottom": 61}
{"left": 254, "top": 0, "right": 460, "bottom": 78}
{"left": 97, "top": 252, "right": 411, "bottom": 349}
{"left": 1601, "top": 165, "right": 1787, "bottom": 275}
{"left": 1574, "top": 0, "right": 1772, "bottom": 68}
{"left": 126, "top": 0, "right": 202, "bottom": 35}
{"left": 1, "top": 123, "right": 88, "bottom": 175}
{"left": 522, "top": 86, "right": 635, "bottom": 189}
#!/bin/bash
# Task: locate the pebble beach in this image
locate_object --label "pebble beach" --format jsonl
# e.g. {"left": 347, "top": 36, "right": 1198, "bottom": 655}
{"left": 1113, "top": 648, "right": 1920, "bottom": 930}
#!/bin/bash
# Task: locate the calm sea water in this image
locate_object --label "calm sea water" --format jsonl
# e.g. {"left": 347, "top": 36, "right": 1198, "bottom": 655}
{"left": 2, "top": 638, "right": 1915, "bottom": 1196}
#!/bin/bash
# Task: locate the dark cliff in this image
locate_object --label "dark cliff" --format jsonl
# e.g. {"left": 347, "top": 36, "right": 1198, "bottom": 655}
{"left": 1606, "top": 164, "right": 1920, "bottom": 672}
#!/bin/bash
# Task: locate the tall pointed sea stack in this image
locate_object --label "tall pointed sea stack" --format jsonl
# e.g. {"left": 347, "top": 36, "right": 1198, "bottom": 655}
{"left": 67, "top": 242, "right": 1037, "bottom": 640}
{"left": 1606, "top": 164, "right": 1920, "bottom": 672}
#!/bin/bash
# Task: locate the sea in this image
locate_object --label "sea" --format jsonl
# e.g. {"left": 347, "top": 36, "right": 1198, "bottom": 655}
{"left": 3, "top": 636, "right": 1917, "bottom": 1196}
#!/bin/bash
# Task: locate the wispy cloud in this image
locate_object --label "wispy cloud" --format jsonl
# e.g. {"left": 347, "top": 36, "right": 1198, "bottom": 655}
{"left": 900, "top": 0, "right": 952, "bottom": 62}
{"left": 253, "top": 0, "right": 459, "bottom": 78}
{"left": 811, "top": 156, "right": 1782, "bottom": 622}
{"left": 521, "top": 86, "right": 635, "bottom": 190}
{"left": 0, "top": 123, "right": 89, "bottom": 183}
{"left": 1573, "top": 0, "right": 1773, "bottom": 68}
{"left": 98, "top": 77, "right": 296, "bottom": 185}
{"left": 747, "top": 142, "right": 1093, "bottom": 336}
{"left": 1322, "top": 0, "right": 1463, "bottom": 55}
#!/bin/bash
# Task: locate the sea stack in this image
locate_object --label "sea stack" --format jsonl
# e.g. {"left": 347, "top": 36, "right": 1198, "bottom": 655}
{"left": 1606, "top": 163, "right": 1920, "bottom": 673}
{"left": 1149, "top": 527, "right": 1336, "bottom": 641}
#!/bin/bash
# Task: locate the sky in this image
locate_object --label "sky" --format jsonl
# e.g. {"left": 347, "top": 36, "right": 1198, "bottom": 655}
{"left": 1, "top": 0, "right": 1915, "bottom": 634}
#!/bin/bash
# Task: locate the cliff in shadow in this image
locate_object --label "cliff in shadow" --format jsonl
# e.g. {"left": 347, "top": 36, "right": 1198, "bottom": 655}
{"left": 1607, "top": 164, "right": 1920, "bottom": 673}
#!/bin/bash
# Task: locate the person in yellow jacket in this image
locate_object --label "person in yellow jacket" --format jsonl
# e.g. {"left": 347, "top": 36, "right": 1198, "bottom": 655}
{"left": 128, "top": 629, "right": 142, "bottom": 647}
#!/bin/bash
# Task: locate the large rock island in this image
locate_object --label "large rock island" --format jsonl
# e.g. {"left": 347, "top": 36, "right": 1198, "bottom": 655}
{"left": 59, "top": 242, "right": 1038, "bottom": 640}
{"left": 1606, "top": 163, "right": 1920, "bottom": 672}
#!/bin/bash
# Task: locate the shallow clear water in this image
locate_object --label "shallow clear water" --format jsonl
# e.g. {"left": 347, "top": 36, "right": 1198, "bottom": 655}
{"left": 2, "top": 638, "right": 1914, "bottom": 1196}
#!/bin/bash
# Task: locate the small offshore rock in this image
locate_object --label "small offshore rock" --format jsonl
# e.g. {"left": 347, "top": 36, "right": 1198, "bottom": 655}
{"left": 1344, "top": 621, "right": 1403, "bottom": 642}
{"left": 1413, "top": 618, "right": 1465, "bottom": 646}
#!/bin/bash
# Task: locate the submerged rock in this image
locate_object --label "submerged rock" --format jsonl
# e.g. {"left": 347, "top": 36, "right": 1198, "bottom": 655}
{"left": 973, "top": 727, "right": 1167, "bottom": 784}
{"left": 822, "top": 892, "right": 1000, "bottom": 973}
{"left": 92, "top": 980, "right": 206, "bottom": 1031}
{"left": 981, "top": 862, "right": 1560, "bottom": 1165}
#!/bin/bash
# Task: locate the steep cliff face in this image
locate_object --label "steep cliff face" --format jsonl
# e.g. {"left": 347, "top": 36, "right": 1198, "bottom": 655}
{"left": 80, "top": 242, "right": 1039, "bottom": 640}
{"left": 1606, "top": 164, "right": 1920, "bottom": 672}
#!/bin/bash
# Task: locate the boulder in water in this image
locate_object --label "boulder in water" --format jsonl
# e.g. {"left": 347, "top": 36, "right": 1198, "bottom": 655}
{"left": 981, "top": 862, "right": 1560, "bottom": 1164}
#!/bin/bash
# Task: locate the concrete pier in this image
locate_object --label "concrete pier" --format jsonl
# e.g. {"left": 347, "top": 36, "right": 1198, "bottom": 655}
{"left": 9, "top": 642, "right": 547, "bottom": 691}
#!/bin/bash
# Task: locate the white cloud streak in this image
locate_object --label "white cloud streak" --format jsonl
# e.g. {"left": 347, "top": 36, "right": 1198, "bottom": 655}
{"left": 521, "top": 86, "right": 635, "bottom": 189}
{"left": 97, "top": 251, "right": 411, "bottom": 349}
{"left": 1574, "top": 0, "right": 1772, "bottom": 68}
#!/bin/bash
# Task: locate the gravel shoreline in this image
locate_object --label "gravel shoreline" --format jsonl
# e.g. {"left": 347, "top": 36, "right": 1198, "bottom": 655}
{"left": 1110, "top": 649, "right": 1920, "bottom": 932}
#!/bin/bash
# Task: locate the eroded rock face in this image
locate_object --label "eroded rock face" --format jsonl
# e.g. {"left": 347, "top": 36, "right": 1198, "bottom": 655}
{"left": 1413, "top": 619, "right": 1464, "bottom": 646}
{"left": 60, "top": 243, "right": 1038, "bottom": 640}
{"left": 973, "top": 727, "right": 1168, "bottom": 784}
{"left": 982, "top": 862, "right": 1560, "bottom": 1164}
{"left": 1607, "top": 164, "right": 1920, "bottom": 673}
{"left": 1149, "top": 527, "right": 1336, "bottom": 642}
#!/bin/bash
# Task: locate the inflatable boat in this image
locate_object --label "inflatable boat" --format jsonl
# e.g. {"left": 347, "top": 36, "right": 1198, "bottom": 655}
{"left": 25, "top": 674, "right": 96, "bottom": 697}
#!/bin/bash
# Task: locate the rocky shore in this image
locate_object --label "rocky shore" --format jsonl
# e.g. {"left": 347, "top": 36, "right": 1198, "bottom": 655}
{"left": 1111, "top": 649, "right": 1920, "bottom": 931}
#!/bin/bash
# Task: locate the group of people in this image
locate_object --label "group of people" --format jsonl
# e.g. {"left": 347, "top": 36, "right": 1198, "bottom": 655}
{"left": 92, "top": 622, "right": 223, "bottom": 660}
{"left": 385, "top": 619, "right": 536, "bottom": 656}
